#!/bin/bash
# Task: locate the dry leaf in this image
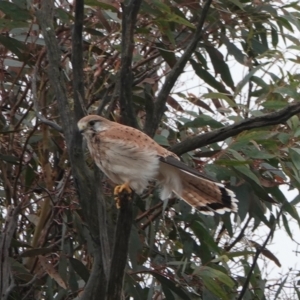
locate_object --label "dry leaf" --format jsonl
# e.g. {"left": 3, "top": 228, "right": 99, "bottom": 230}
{"left": 39, "top": 256, "right": 67, "bottom": 289}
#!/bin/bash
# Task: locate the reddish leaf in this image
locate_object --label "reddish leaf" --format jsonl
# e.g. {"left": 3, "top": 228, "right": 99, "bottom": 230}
{"left": 167, "top": 95, "right": 183, "bottom": 111}
{"left": 187, "top": 93, "right": 214, "bottom": 113}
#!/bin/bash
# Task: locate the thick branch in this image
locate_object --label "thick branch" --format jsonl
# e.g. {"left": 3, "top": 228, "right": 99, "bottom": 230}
{"left": 171, "top": 101, "right": 300, "bottom": 155}
{"left": 145, "top": 0, "right": 213, "bottom": 136}
{"left": 106, "top": 194, "right": 134, "bottom": 300}
{"left": 72, "top": 0, "right": 86, "bottom": 121}
{"left": 36, "top": 3, "right": 73, "bottom": 143}
{"left": 0, "top": 206, "right": 21, "bottom": 300}
{"left": 37, "top": 3, "right": 109, "bottom": 299}
{"left": 119, "top": 0, "right": 143, "bottom": 127}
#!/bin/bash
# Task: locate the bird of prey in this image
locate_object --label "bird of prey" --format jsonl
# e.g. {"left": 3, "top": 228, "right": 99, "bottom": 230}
{"left": 78, "top": 115, "right": 238, "bottom": 215}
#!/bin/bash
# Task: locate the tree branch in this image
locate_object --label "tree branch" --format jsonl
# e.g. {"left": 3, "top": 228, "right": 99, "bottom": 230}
{"left": 0, "top": 206, "right": 21, "bottom": 300}
{"left": 71, "top": 0, "right": 85, "bottom": 121}
{"left": 32, "top": 64, "right": 62, "bottom": 132}
{"left": 37, "top": 2, "right": 109, "bottom": 299}
{"left": 118, "top": 0, "right": 143, "bottom": 127}
{"left": 225, "top": 215, "right": 252, "bottom": 252}
{"left": 237, "top": 207, "right": 283, "bottom": 300}
{"left": 106, "top": 193, "right": 134, "bottom": 300}
{"left": 144, "top": 0, "right": 213, "bottom": 137}
{"left": 171, "top": 101, "right": 300, "bottom": 155}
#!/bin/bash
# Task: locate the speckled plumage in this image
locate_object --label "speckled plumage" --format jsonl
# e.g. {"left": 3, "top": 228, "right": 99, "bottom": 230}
{"left": 78, "top": 115, "right": 238, "bottom": 215}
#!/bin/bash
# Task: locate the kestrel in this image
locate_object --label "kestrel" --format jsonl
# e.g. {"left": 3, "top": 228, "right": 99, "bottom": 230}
{"left": 78, "top": 115, "right": 238, "bottom": 215}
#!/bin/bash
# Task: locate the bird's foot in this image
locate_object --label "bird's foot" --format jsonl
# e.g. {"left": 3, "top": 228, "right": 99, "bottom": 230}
{"left": 114, "top": 183, "right": 132, "bottom": 209}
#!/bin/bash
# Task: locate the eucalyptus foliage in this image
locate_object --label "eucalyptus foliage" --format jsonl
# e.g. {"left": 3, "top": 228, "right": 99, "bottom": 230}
{"left": 1, "top": 0, "right": 300, "bottom": 299}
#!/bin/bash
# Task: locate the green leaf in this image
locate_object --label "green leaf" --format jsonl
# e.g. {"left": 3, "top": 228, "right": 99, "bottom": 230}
{"left": 0, "top": 154, "right": 19, "bottom": 164}
{"left": 9, "top": 257, "right": 33, "bottom": 282}
{"left": 216, "top": 159, "right": 252, "bottom": 166}
{"left": 190, "top": 59, "right": 231, "bottom": 94}
{"left": 289, "top": 148, "right": 300, "bottom": 172}
{"left": 20, "top": 247, "right": 55, "bottom": 257}
{"left": 194, "top": 266, "right": 235, "bottom": 299}
{"left": 0, "top": 35, "right": 27, "bottom": 59}
{"left": 228, "top": 0, "right": 245, "bottom": 10}
{"left": 221, "top": 35, "right": 245, "bottom": 65}
{"left": 269, "top": 187, "right": 300, "bottom": 227}
{"left": 69, "top": 257, "right": 90, "bottom": 283}
{"left": 154, "top": 134, "right": 169, "bottom": 146}
{"left": 11, "top": 238, "right": 32, "bottom": 249}
{"left": 202, "top": 92, "right": 236, "bottom": 107}
{"left": 233, "top": 165, "right": 261, "bottom": 186}
{"left": 168, "top": 13, "right": 195, "bottom": 29}
{"left": 0, "top": 19, "right": 28, "bottom": 29}
{"left": 273, "top": 86, "right": 299, "bottom": 98}
{"left": 0, "top": 1, "right": 31, "bottom": 21}
{"left": 242, "top": 148, "right": 275, "bottom": 159}
{"left": 271, "top": 26, "right": 279, "bottom": 47}
{"left": 201, "top": 276, "right": 229, "bottom": 299}
{"left": 197, "top": 266, "right": 235, "bottom": 288}
{"left": 84, "top": 0, "right": 118, "bottom": 12}
{"left": 191, "top": 221, "right": 220, "bottom": 253}
{"left": 204, "top": 45, "right": 235, "bottom": 90}
{"left": 145, "top": 271, "right": 192, "bottom": 299}
{"left": 25, "top": 160, "right": 37, "bottom": 191}
{"left": 281, "top": 11, "right": 300, "bottom": 32}
{"left": 156, "top": 42, "right": 177, "bottom": 68}
{"left": 262, "top": 101, "right": 288, "bottom": 110}
{"left": 276, "top": 16, "right": 294, "bottom": 32}
{"left": 184, "top": 114, "right": 224, "bottom": 129}
{"left": 225, "top": 251, "right": 255, "bottom": 258}
{"left": 156, "top": 20, "right": 175, "bottom": 45}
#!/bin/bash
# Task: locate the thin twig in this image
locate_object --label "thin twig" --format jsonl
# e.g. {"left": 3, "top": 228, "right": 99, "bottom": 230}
{"left": 145, "top": 0, "right": 213, "bottom": 137}
{"left": 237, "top": 207, "right": 284, "bottom": 300}
{"left": 135, "top": 201, "right": 163, "bottom": 223}
{"left": 225, "top": 215, "right": 252, "bottom": 252}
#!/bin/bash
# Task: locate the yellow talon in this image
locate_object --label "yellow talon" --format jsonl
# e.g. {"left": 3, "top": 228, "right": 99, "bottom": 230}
{"left": 114, "top": 183, "right": 132, "bottom": 195}
{"left": 114, "top": 183, "right": 132, "bottom": 209}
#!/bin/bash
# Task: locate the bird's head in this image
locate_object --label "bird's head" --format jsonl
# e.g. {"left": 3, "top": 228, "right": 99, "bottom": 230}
{"left": 77, "top": 115, "right": 110, "bottom": 136}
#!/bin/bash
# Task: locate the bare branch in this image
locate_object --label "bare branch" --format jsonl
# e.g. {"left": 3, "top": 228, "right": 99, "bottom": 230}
{"left": 225, "top": 215, "right": 252, "bottom": 252}
{"left": 37, "top": 2, "right": 110, "bottom": 299}
{"left": 171, "top": 101, "right": 300, "bottom": 155}
{"left": 36, "top": 2, "right": 73, "bottom": 142}
{"left": 32, "top": 65, "right": 62, "bottom": 132}
{"left": 237, "top": 207, "right": 284, "bottom": 300}
{"left": 144, "top": 0, "right": 213, "bottom": 136}
{"left": 72, "top": 0, "right": 86, "bottom": 121}
{"left": 106, "top": 193, "right": 134, "bottom": 300}
{"left": 118, "top": 0, "right": 143, "bottom": 127}
{"left": 0, "top": 206, "right": 21, "bottom": 300}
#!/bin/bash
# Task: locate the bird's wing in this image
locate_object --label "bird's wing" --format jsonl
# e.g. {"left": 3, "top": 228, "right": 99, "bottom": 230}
{"left": 159, "top": 155, "right": 217, "bottom": 182}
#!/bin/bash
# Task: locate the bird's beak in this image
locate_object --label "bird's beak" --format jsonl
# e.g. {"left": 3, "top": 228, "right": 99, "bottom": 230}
{"left": 77, "top": 123, "right": 86, "bottom": 134}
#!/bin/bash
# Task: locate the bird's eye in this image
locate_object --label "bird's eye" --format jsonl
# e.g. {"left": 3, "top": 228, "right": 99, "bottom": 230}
{"left": 89, "top": 121, "right": 95, "bottom": 126}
